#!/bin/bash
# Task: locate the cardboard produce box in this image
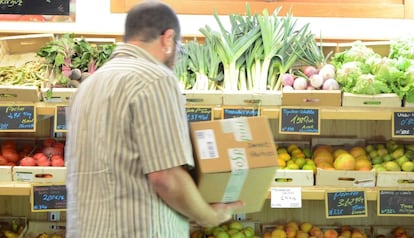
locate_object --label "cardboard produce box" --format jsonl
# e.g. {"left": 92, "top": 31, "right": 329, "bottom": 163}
{"left": 13, "top": 166, "right": 66, "bottom": 183}
{"left": 376, "top": 171, "right": 414, "bottom": 187}
{"left": 342, "top": 92, "right": 402, "bottom": 108}
{"left": 189, "top": 117, "right": 278, "bottom": 213}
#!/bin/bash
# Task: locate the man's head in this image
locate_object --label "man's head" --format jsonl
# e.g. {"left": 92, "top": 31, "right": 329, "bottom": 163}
{"left": 124, "top": 1, "right": 181, "bottom": 68}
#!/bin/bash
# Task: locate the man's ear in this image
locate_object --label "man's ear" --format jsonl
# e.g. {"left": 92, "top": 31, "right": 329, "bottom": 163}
{"left": 160, "top": 28, "right": 175, "bottom": 48}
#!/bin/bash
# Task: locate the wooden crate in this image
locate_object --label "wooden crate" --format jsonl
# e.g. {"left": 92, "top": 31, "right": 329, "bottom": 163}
{"left": 182, "top": 90, "right": 223, "bottom": 105}
{"left": 0, "top": 166, "right": 12, "bottom": 181}
{"left": 13, "top": 166, "right": 66, "bottom": 183}
{"left": 24, "top": 221, "right": 65, "bottom": 238}
{"left": 223, "top": 91, "right": 281, "bottom": 106}
{"left": 272, "top": 169, "right": 314, "bottom": 187}
{"left": 316, "top": 168, "right": 376, "bottom": 187}
{"left": 282, "top": 90, "right": 342, "bottom": 107}
{"left": 0, "top": 85, "right": 40, "bottom": 102}
{"left": 41, "top": 88, "right": 77, "bottom": 103}
{"left": 0, "top": 216, "right": 27, "bottom": 238}
{"left": 0, "top": 33, "right": 54, "bottom": 67}
{"left": 376, "top": 171, "right": 414, "bottom": 187}
{"left": 342, "top": 92, "right": 402, "bottom": 108}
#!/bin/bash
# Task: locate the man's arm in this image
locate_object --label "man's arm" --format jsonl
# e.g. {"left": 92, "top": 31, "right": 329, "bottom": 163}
{"left": 147, "top": 166, "right": 244, "bottom": 227}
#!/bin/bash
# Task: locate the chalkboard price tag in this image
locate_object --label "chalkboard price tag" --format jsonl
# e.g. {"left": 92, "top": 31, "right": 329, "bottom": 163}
{"left": 0, "top": 0, "right": 70, "bottom": 16}
{"left": 222, "top": 107, "right": 260, "bottom": 119}
{"left": 31, "top": 184, "right": 67, "bottom": 212}
{"left": 378, "top": 190, "right": 414, "bottom": 216}
{"left": 279, "top": 107, "right": 320, "bottom": 135}
{"left": 0, "top": 104, "right": 36, "bottom": 132}
{"left": 54, "top": 105, "right": 68, "bottom": 132}
{"left": 186, "top": 106, "right": 213, "bottom": 122}
{"left": 325, "top": 191, "right": 367, "bottom": 218}
{"left": 392, "top": 112, "right": 414, "bottom": 138}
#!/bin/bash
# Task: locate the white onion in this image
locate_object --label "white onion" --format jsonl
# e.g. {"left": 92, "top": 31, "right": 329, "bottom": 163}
{"left": 282, "top": 85, "right": 294, "bottom": 91}
{"left": 319, "top": 64, "right": 336, "bottom": 81}
{"left": 293, "top": 77, "right": 308, "bottom": 90}
{"left": 309, "top": 74, "right": 324, "bottom": 89}
{"left": 322, "top": 78, "right": 340, "bottom": 90}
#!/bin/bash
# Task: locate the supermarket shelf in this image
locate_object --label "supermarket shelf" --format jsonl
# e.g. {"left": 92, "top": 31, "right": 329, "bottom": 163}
{"left": 0, "top": 182, "right": 32, "bottom": 196}
{"left": 0, "top": 182, "right": 392, "bottom": 200}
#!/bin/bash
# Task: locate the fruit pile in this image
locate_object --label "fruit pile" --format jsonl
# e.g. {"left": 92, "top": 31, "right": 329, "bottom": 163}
{"left": 366, "top": 140, "right": 414, "bottom": 172}
{"left": 0, "top": 138, "right": 65, "bottom": 167}
{"left": 310, "top": 140, "right": 414, "bottom": 172}
{"left": 276, "top": 144, "right": 316, "bottom": 173}
{"left": 375, "top": 226, "right": 413, "bottom": 238}
{"left": 190, "top": 220, "right": 260, "bottom": 238}
{"left": 262, "top": 221, "right": 368, "bottom": 238}
{"left": 0, "top": 217, "right": 25, "bottom": 238}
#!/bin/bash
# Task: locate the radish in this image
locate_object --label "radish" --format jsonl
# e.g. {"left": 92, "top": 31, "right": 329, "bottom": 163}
{"left": 282, "top": 85, "right": 294, "bottom": 91}
{"left": 293, "top": 77, "right": 308, "bottom": 90}
{"left": 303, "top": 66, "right": 318, "bottom": 77}
{"left": 281, "top": 73, "right": 295, "bottom": 86}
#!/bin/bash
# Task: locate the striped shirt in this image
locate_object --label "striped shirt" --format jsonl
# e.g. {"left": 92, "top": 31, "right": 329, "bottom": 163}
{"left": 65, "top": 43, "right": 195, "bottom": 238}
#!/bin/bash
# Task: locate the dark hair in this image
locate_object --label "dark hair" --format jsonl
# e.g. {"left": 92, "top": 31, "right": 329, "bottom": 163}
{"left": 123, "top": 1, "right": 181, "bottom": 43}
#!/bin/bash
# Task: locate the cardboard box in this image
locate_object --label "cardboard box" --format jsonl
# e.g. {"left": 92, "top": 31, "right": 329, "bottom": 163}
{"left": 342, "top": 92, "right": 402, "bottom": 108}
{"left": 13, "top": 166, "right": 66, "bottom": 183}
{"left": 316, "top": 168, "right": 376, "bottom": 187}
{"left": 24, "top": 221, "right": 66, "bottom": 238}
{"left": 0, "top": 33, "right": 54, "bottom": 67}
{"left": 0, "top": 166, "right": 13, "bottom": 181}
{"left": 282, "top": 90, "right": 342, "bottom": 107}
{"left": 190, "top": 117, "right": 278, "bottom": 213}
{"left": 376, "top": 171, "right": 414, "bottom": 187}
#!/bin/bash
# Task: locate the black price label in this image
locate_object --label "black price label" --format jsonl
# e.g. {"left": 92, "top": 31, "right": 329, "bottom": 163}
{"left": 279, "top": 107, "right": 319, "bottom": 134}
{"left": 186, "top": 107, "right": 213, "bottom": 122}
{"left": 378, "top": 190, "right": 414, "bottom": 216}
{"left": 222, "top": 107, "right": 260, "bottom": 119}
{"left": 55, "top": 105, "right": 68, "bottom": 132}
{"left": 0, "top": 104, "right": 36, "bottom": 132}
{"left": 393, "top": 112, "right": 414, "bottom": 138}
{"left": 0, "top": 0, "right": 70, "bottom": 15}
{"left": 325, "top": 191, "right": 367, "bottom": 218}
{"left": 31, "top": 184, "right": 67, "bottom": 212}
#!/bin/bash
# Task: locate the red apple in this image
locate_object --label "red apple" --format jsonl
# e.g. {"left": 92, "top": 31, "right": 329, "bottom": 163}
{"left": 33, "top": 152, "right": 48, "bottom": 161}
{"left": 2, "top": 149, "right": 19, "bottom": 163}
{"left": 19, "top": 156, "right": 37, "bottom": 166}
{"left": 36, "top": 157, "right": 51, "bottom": 166}
{"left": 51, "top": 158, "right": 65, "bottom": 167}
{"left": 0, "top": 155, "right": 8, "bottom": 165}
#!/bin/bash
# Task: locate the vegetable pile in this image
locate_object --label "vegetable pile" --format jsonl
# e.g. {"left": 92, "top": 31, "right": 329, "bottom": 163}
{"left": 175, "top": 5, "right": 334, "bottom": 92}
{"left": 331, "top": 39, "right": 414, "bottom": 102}
{"left": 36, "top": 33, "right": 115, "bottom": 89}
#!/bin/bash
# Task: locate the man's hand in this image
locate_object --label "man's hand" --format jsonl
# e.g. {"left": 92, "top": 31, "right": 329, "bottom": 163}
{"left": 197, "top": 200, "right": 245, "bottom": 228}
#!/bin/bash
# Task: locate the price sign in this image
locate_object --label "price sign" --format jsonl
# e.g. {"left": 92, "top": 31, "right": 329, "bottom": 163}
{"left": 325, "top": 191, "right": 367, "bottom": 218}
{"left": 55, "top": 105, "right": 68, "bottom": 132}
{"left": 378, "top": 190, "right": 414, "bottom": 216}
{"left": 0, "top": 0, "right": 70, "bottom": 15}
{"left": 31, "top": 184, "right": 67, "bottom": 212}
{"left": 222, "top": 107, "right": 260, "bottom": 119}
{"left": 271, "top": 187, "right": 302, "bottom": 208}
{"left": 186, "top": 106, "right": 213, "bottom": 122}
{"left": 0, "top": 104, "right": 36, "bottom": 132}
{"left": 279, "top": 107, "right": 319, "bottom": 134}
{"left": 392, "top": 112, "right": 414, "bottom": 138}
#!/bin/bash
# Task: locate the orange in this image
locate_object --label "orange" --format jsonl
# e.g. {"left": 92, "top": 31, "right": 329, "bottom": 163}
{"left": 349, "top": 146, "right": 366, "bottom": 158}
{"left": 313, "top": 150, "right": 334, "bottom": 166}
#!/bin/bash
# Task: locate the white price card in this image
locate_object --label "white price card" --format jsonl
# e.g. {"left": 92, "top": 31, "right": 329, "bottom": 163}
{"left": 271, "top": 187, "right": 302, "bottom": 208}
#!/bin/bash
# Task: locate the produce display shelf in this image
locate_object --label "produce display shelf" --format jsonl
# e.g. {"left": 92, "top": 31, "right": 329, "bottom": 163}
{"left": 0, "top": 182, "right": 383, "bottom": 200}
{"left": 0, "top": 182, "right": 31, "bottom": 196}
{"left": 34, "top": 103, "right": 412, "bottom": 120}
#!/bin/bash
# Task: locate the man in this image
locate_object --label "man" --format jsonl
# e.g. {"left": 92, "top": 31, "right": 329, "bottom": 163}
{"left": 65, "top": 1, "right": 244, "bottom": 237}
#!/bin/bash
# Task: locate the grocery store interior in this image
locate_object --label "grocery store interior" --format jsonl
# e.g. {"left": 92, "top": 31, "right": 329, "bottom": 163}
{"left": 1, "top": 0, "right": 414, "bottom": 237}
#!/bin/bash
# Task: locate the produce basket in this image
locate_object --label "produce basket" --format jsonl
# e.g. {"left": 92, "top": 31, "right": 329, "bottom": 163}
{"left": 0, "top": 216, "right": 27, "bottom": 238}
{"left": 23, "top": 221, "right": 65, "bottom": 238}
